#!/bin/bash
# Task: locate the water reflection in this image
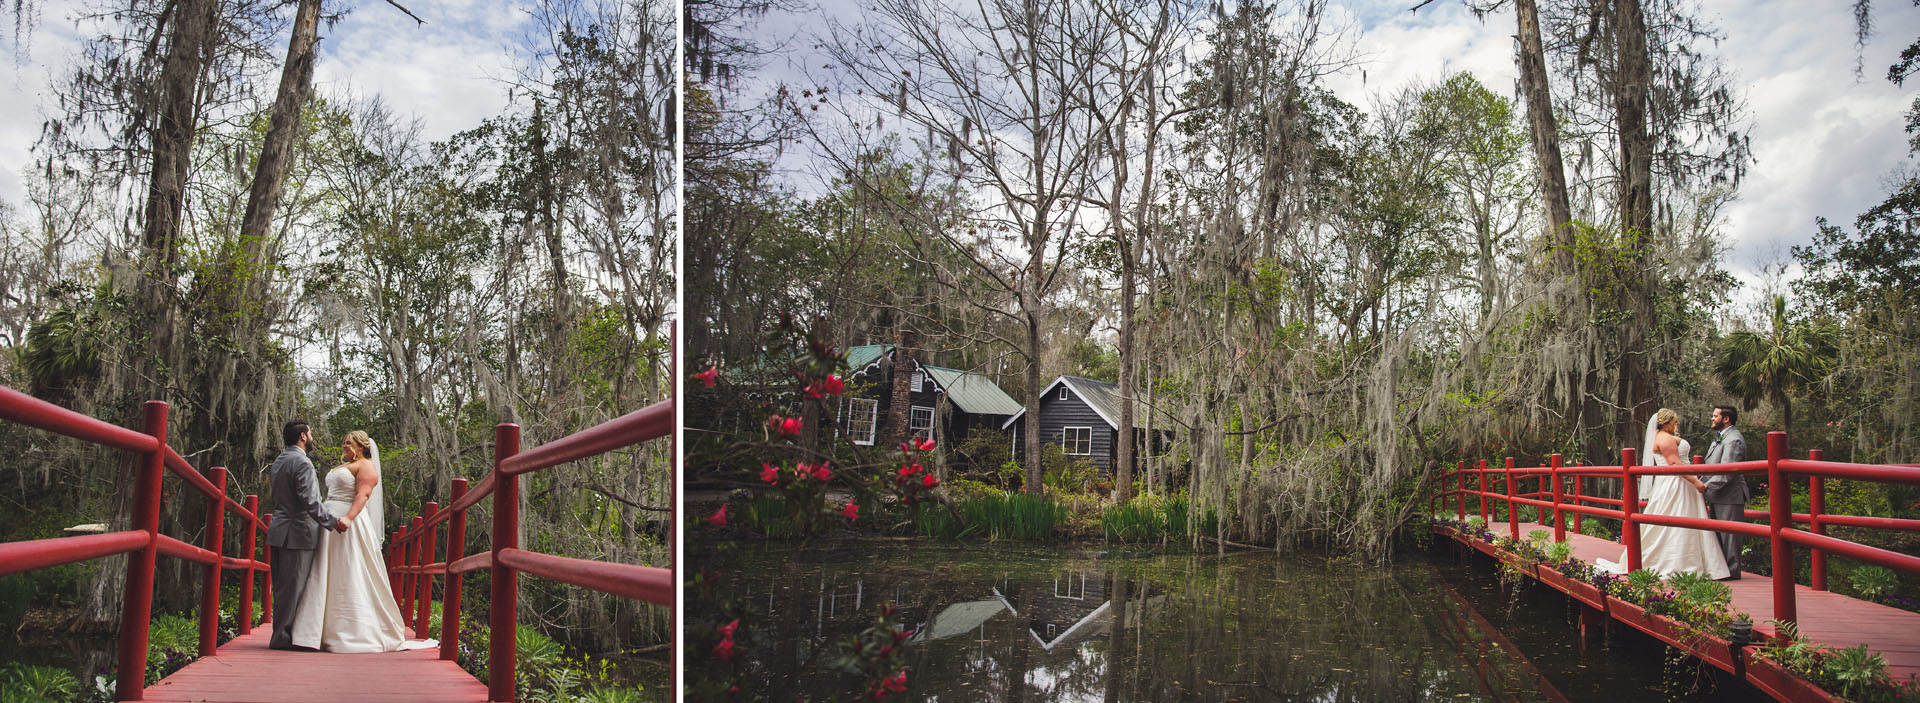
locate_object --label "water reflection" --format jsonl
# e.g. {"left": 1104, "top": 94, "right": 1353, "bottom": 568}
{"left": 700, "top": 543, "right": 1757, "bottom": 702}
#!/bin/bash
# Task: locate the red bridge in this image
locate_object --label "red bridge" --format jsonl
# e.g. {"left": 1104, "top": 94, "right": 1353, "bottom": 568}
{"left": 1430, "top": 432, "right": 1920, "bottom": 702}
{"left": 0, "top": 386, "right": 672, "bottom": 701}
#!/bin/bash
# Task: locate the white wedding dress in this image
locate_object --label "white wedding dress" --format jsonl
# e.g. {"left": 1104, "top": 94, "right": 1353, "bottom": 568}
{"left": 1598, "top": 434, "right": 1731, "bottom": 579}
{"left": 290, "top": 453, "right": 436, "bottom": 652}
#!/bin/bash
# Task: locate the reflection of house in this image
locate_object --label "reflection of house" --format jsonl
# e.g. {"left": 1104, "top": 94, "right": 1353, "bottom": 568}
{"left": 1021, "top": 572, "right": 1111, "bottom": 650}
{"left": 1002, "top": 376, "right": 1176, "bottom": 472}
{"left": 839, "top": 344, "right": 1022, "bottom": 452}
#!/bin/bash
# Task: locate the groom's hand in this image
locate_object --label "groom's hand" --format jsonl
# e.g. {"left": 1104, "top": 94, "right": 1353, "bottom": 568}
{"left": 334, "top": 520, "right": 349, "bottom": 533}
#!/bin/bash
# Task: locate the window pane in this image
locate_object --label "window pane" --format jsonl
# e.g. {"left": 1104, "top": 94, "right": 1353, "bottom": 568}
{"left": 910, "top": 406, "right": 934, "bottom": 440}
{"left": 849, "top": 398, "right": 878, "bottom": 445}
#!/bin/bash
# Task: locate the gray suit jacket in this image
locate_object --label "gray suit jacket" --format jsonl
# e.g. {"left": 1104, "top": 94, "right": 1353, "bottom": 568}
{"left": 266, "top": 446, "right": 338, "bottom": 550}
{"left": 1702, "top": 426, "right": 1749, "bottom": 505}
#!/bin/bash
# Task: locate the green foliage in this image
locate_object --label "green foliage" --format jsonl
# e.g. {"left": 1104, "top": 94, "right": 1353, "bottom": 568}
{"left": 742, "top": 494, "right": 792, "bottom": 538}
{"left": 1715, "top": 295, "right": 1834, "bottom": 431}
{"left": 0, "top": 575, "right": 32, "bottom": 631}
{"left": 0, "top": 664, "right": 82, "bottom": 703}
{"left": 916, "top": 493, "right": 1065, "bottom": 540}
{"left": 1851, "top": 566, "right": 1900, "bottom": 603}
{"left": 1544, "top": 539, "right": 1574, "bottom": 564}
{"left": 1829, "top": 644, "right": 1889, "bottom": 699}
{"left": 1099, "top": 493, "right": 1218, "bottom": 543}
{"left": 1038, "top": 445, "right": 1102, "bottom": 495}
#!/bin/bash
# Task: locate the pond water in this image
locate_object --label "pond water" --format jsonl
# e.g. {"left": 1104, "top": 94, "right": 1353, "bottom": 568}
{"left": 694, "top": 540, "right": 1770, "bottom": 702}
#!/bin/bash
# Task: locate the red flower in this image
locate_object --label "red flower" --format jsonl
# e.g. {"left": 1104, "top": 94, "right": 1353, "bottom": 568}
{"left": 717, "top": 619, "right": 739, "bottom": 638}
{"left": 696, "top": 366, "right": 719, "bottom": 388}
{"left": 706, "top": 505, "right": 728, "bottom": 528}
{"left": 822, "top": 375, "right": 845, "bottom": 395}
{"left": 883, "top": 670, "right": 908, "bottom": 692}
{"left": 921, "top": 474, "right": 940, "bottom": 488}
{"left": 769, "top": 415, "right": 803, "bottom": 436}
{"left": 900, "top": 441, "right": 915, "bottom": 455}
{"left": 897, "top": 464, "right": 915, "bottom": 476}
{"left": 804, "top": 383, "right": 824, "bottom": 400}
{"left": 760, "top": 463, "right": 780, "bottom": 484}
{"left": 712, "top": 638, "right": 735, "bottom": 660}
{"left": 915, "top": 437, "right": 936, "bottom": 451}
{"left": 841, "top": 501, "right": 859, "bottom": 521}
{"left": 810, "top": 463, "right": 833, "bottom": 482}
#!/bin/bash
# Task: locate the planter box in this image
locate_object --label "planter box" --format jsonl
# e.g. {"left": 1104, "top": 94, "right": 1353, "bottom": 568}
{"left": 1536, "top": 566, "right": 1607, "bottom": 610}
{"left": 1747, "top": 653, "right": 1847, "bottom": 703}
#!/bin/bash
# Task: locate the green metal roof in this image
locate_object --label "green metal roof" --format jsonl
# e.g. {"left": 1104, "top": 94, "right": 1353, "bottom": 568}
{"left": 842, "top": 344, "right": 1021, "bottom": 417}
{"left": 924, "top": 366, "right": 1023, "bottom": 416}
{"left": 846, "top": 344, "right": 888, "bottom": 371}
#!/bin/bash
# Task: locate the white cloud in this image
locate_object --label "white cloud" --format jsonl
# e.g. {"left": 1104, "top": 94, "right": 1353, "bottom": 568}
{"left": 0, "top": 0, "right": 533, "bottom": 207}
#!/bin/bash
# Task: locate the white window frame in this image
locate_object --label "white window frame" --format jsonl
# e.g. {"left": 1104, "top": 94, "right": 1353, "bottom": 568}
{"left": 912, "top": 369, "right": 925, "bottom": 392}
{"left": 1057, "top": 385, "right": 1069, "bottom": 401}
{"left": 1062, "top": 426, "right": 1093, "bottom": 456}
{"left": 910, "top": 405, "right": 935, "bottom": 440}
{"left": 847, "top": 398, "right": 879, "bottom": 446}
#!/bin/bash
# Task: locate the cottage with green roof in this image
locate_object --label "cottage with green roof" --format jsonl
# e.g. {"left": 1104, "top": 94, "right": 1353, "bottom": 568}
{"left": 839, "top": 344, "right": 1022, "bottom": 454}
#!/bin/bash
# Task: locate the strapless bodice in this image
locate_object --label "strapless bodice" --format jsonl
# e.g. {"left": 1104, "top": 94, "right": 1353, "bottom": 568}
{"left": 323, "top": 467, "right": 355, "bottom": 503}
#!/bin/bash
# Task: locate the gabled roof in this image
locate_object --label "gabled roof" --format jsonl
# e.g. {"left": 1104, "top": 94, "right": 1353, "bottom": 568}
{"left": 1000, "top": 375, "right": 1155, "bottom": 431}
{"left": 923, "top": 366, "right": 1023, "bottom": 416}
{"left": 843, "top": 344, "right": 1021, "bottom": 416}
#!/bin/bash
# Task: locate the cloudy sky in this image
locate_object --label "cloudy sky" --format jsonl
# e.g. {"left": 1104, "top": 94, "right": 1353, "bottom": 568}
{"left": 740, "top": 0, "right": 1920, "bottom": 293}
{"left": 4, "top": 0, "right": 1918, "bottom": 288}
{"left": 0, "top": 0, "right": 533, "bottom": 206}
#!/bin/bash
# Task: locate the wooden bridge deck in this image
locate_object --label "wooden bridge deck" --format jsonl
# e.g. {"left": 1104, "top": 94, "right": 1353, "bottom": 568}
{"left": 1457, "top": 520, "right": 1920, "bottom": 684}
{"left": 144, "top": 627, "right": 489, "bottom": 702}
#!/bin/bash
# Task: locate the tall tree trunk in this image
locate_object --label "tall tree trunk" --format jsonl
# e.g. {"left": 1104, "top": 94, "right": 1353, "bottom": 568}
{"left": 1613, "top": 0, "right": 1657, "bottom": 446}
{"left": 233, "top": 0, "right": 321, "bottom": 289}
{"left": 1514, "top": 0, "right": 1574, "bottom": 257}
{"left": 1023, "top": 307, "right": 1044, "bottom": 496}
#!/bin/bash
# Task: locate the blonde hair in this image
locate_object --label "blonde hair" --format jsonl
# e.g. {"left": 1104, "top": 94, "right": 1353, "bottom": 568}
{"left": 1655, "top": 408, "right": 1679, "bottom": 431}
{"left": 344, "top": 430, "right": 375, "bottom": 460}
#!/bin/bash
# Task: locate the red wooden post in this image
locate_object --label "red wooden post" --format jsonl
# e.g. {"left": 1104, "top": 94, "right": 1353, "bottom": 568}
{"left": 1505, "top": 457, "right": 1519, "bottom": 539}
{"left": 1769, "top": 431, "right": 1796, "bottom": 626}
{"left": 394, "top": 526, "right": 409, "bottom": 611}
{"left": 1477, "top": 459, "right": 1489, "bottom": 524}
{"left": 1809, "top": 448, "right": 1828, "bottom": 591}
{"left": 240, "top": 494, "right": 258, "bottom": 635}
{"left": 198, "top": 467, "right": 228, "bottom": 657}
{"left": 416, "top": 503, "right": 438, "bottom": 635}
{"left": 1622, "top": 447, "right": 1642, "bottom": 573}
{"left": 441, "top": 479, "right": 469, "bottom": 661}
{"left": 261, "top": 515, "right": 273, "bottom": 623}
{"left": 115, "top": 401, "right": 167, "bottom": 701}
{"left": 408, "top": 516, "right": 425, "bottom": 635}
{"left": 1573, "top": 461, "right": 1585, "bottom": 534}
{"left": 1550, "top": 454, "right": 1565, "bottom": 542}
{"left": 490, "top": 423, "right": 522, "bottom": 702}
{"left": 1456, "top": 460, "right": 1466, "bottom": 521}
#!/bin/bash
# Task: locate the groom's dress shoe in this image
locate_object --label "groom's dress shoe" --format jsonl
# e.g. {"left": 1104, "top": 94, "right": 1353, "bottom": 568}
{"left": 1717, "top": 574, "right": 1742, "bottom": 581}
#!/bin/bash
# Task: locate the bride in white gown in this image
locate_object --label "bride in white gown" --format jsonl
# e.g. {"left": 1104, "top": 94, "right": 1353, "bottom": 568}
{"left": 290, "top": 430, "right": 436, "bottom": 652}
{"left": 1598, "top": 408, "right": 1731, "bottom": 579}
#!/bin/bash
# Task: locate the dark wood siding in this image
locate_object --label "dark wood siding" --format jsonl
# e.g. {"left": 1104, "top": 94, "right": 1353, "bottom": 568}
{"left": 1011, "top": 383, "right": 1114, "bottom": 470}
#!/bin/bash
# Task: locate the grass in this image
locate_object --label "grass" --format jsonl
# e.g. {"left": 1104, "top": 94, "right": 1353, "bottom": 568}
{"left": 917, "top": 493, "right": 1065, "bottom": 540}
{"left": 1100, "top": 495, "right": 1218, "bottom": 543}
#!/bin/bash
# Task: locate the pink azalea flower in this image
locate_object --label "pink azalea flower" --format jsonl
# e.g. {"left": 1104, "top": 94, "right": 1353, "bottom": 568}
{"left": 706, "top": 505, "right": 728, "bottom": 528}
{"left": 915, "top": 437, "right": 936, "bottom": 451}
{"left": 781, "top": 417, "right": 804, "bottom": 435}
{"left": 921, "top": 474, "right": 940, "bottom": 488}
{"left": 822, "top": 375, "right": 845, "bottom": 395}
{"left": 810, "top": 463, "right": 833, "bottom": 482}
{"left": 841, "top": 501, "right": 859, "bottom": 521}
{"left": 695, "top": 367, "right": 719, "bottom": 388}
{"left": 760, "top": 463, "right": 780, "bottom": 484}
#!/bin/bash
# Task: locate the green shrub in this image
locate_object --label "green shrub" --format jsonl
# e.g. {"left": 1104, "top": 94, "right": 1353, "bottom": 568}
{"left": 0, "top": 575, "right": 32, "bottom": 632}
{"left": 742, "top": 494, "right": 791, "bottom": 538}
{"left": 1851, "top": 566, "right": 1899, "bottom": 602}
{"left": 0, "top": 664, "right": 81, "bottom": 703}
{"left": 919, "top": 493, "right": 1065, "bottom": 540}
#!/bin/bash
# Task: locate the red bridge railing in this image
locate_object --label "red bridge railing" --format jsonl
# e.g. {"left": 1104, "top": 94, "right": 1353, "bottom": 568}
{"left": 0, "top": 388, "right": 271, "bottom": 701}
{"left": 1429, "top": 430, "right": 1920, "bottom": 629}
{"left": 386, "top": 401, "right": 674, "bottom": 702}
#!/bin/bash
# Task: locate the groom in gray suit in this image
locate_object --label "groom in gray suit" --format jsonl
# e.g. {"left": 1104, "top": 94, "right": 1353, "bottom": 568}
{"left": 1702, "top": 405, "right": 1748, "bottom": 580}
{"left": 266, "top": 420, "right": 347, "bottom": 650}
